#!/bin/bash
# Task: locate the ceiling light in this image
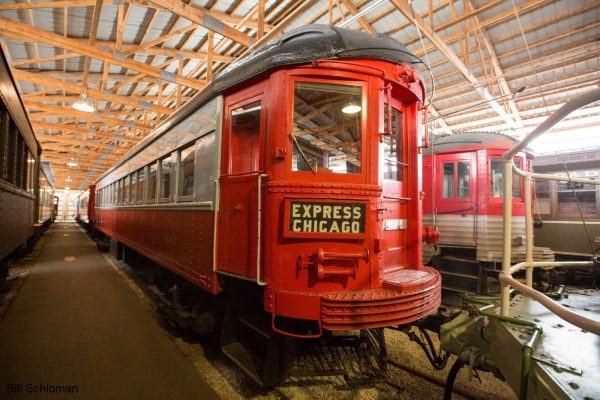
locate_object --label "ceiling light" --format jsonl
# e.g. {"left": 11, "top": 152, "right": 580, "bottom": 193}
{"left": 65, "top": 177, "right": 72, "bottom": 182}
{"left": 342, "top": 104, "right": 361, "bottom": 114}
{"left": 72, "top": 89, "right": 95, "bottom": 113}
{"left": 67, "top": 159, "right": 78, "bottom": 167}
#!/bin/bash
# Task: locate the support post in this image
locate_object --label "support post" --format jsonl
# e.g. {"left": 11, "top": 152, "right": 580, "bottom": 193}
{"left": 501, "top": 159, "right": 513, "bottom": 316}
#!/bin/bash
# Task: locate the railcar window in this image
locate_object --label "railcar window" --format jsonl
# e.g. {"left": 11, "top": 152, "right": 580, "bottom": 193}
{"left": 137, "top": 168, "right": 145, "bottom": 203}
{"left": 556, "top": 173, "right": 598, "bottom": 217}
{"left": 490, "top": 157, "right": 522, "bottom": 198}
{"left": 292, "top": 82, "right": 362, "bottom": 174}
{"left": 230, "top": 101, "right": 261, "bottom": 174}
{"left": 0, "top": 108, "right": 11, "bottom": 182}
{"left": 148, "top": 163, "right": 157, "bottom": 202}
{"left": 16, "top": 137, "right": 24, "bottom": 189}
{"left": 160, "top": 157, "right": 171, "bottom": 200}
{"left": 123, "top": 175, "right": 132, "bottom": 204}
{"left": 458, "top": 161, "right": 470, "bottom": 198}
{"left": 442, "top": 162, "right": 454, "bottom": 198}
{"left": 27, "top": 152, "right": 34, "bottom": 194}
{"left": 0, "top": 108, "right": 6, "bottom": 180}
{"left": 117, "top": 179, "right": 123, "bottom": 204}
{"left": 7, "top": 120, "right": 17, "bottom": 184}
{"left": 383, "top": 106, "right": 403, "bottom": 181}
{"left": 131, "top": 172, "right": 137, "bottom": 203}
{"left": 534, "top": 180, "right": 551, "bottom": 215}
{"left": 179, "top": 143, "right": 195, "bottom": 198}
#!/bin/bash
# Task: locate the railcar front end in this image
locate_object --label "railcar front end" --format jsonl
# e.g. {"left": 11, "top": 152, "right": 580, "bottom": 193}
{"left": 92, "top": 25, "right": 441, "bottom": 384}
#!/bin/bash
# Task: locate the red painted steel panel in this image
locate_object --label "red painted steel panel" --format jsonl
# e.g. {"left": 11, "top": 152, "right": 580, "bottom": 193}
{"left": 96, "top": 208, "right": 218, "bottom": 294}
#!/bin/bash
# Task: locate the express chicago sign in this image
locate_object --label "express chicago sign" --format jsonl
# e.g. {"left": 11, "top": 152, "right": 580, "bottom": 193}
{"left": 288, "top": 201, "right": 366, "bottom": 235}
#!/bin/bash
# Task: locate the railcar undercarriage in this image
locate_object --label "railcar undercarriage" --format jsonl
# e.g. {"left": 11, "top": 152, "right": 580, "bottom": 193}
{"left": 103, "top": 237, "right": 391, "bottom": 387}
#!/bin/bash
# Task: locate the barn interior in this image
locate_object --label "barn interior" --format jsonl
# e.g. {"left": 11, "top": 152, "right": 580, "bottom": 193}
{"left": 0, "top": 1, "right": 599, "bottom": 399}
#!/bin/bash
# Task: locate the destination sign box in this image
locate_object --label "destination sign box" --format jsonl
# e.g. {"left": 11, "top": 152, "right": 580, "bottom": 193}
{"left": 285, "top": 200, "right": 366, "bottom": 238}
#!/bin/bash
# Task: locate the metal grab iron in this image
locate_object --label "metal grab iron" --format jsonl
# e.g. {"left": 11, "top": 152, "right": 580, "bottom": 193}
{"left": 297, "top": 248, "right": 369, "bottom": 281}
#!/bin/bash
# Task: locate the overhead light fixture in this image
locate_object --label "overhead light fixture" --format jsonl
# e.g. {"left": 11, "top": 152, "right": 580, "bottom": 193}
{"left": 342, "top": 103, "right": 362, "bottom": 114}
{"left": 65, "top": 177, "right": 72, "bottom": 182}
{"left": 67, "top": 158, "right": 78, "bottom": 167}
{"left": 72, "top": 88, "right": 95, "bottom": 113}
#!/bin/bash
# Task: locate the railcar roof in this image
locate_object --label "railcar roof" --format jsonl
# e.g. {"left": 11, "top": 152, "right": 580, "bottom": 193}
{"left": 99, "top": 24, "right": 423, "bottom": 181}
{"left": 423, "top": 131, "right": 533, "bottom": 156}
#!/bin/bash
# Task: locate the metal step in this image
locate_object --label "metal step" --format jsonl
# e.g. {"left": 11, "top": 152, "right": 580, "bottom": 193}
{"left": 222, "top": 341, "right": 265, "bottom": 386}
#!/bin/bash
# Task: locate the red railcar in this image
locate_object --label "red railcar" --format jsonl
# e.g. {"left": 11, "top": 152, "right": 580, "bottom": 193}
{"left": 422, "top": 132, "right": 554, "bottom": 293}
{"left": 90, "top": 25, "right": 441, "bottom": 383}
{"left": 74, "top": 185, "right": 94, "bottom": 230}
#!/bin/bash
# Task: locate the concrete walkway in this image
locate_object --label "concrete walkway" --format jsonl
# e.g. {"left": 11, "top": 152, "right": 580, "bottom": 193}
{"left": 0, "top": 222, "right": 219, "bottom": 400}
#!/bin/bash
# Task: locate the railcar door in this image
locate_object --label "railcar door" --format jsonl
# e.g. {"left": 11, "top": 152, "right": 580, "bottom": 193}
{"left": 217, "top": 85, "right": 267, "bottom": 280}
{"left": 434, "top": 152, "right": 477, "bottom": 245}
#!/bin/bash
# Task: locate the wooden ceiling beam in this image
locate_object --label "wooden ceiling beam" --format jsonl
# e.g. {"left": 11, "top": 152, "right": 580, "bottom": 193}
{"left": 43, "top": 151, "right": 122, "bottom": 162}
{"left": 144, "top": 0, "right": 251, "bottom": 47}
{"left": 124, "top": 23, "right": 198, "bottom": 56}
{"left": 25, "top": 101, "right": 154, "bottom": 131}
{"left": 0, "top": 15, "right": 205, "bottom": 91}
{"left": 82, "top": 0, "right": 104, "bottom": 88}
{"left": 11, "top": 52, "right": 81, "bottom": 67}
{"left": 13, "top": 69, "right": 173, "bottom": 115}
{"left": 38, "top": 133, "right": 127, "bottom": 151}
{"left": 126, "top": 0, "right": 273, "bottom": 31}
{"left": 0, "top": 0, "right": 96, "bottom": 11}
{"left": 466, "top": 0, "right": 523, "bottom": 128}
{"left": 339, "top": 0, "right": 377, "bottom": 35}
{"left": 390, "top": 0, "right": 518, "bottom": 130}
{"left": 32, "top": 122, "right": 142, "bottom": 143}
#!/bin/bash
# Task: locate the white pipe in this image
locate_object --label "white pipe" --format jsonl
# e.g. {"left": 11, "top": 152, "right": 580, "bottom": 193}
{"left": 509, "top": 260, "right": 594, "bottom": 275}
{"left": 513, "top": 163, "right": 599, "bottom": 186}
{"left": 499, "top": 88, "right": 600, "bottom": 328}
{"left": 501, "top": 159, "right": 513, "bottom": 316}
{"left": 500, "top": 274, "right": 600, "bottom": 336}
{"left": 524, "top": 172, "right": 533, "bottom": 287}
{"left": 256, "top": 173, "right": 268, "bottom": 286}
{"left": 503, "top": 88, "right": 600, "bottom": 161}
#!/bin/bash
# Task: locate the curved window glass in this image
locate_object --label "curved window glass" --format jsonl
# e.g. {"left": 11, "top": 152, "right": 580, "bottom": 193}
{"left": 291, "top": 82, "right": 362, "bottom": 174}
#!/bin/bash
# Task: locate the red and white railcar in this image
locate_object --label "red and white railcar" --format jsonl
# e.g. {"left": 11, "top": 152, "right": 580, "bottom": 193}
{"left": 89, "top": 25, "right": 441, "bottom": 383}
{"left": 422, "top": 132, "right": 553, "bottom": 293}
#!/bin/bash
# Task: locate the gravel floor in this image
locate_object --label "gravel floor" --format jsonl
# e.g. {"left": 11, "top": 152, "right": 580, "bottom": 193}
{"left": 100, "top": 242, "right": 517, "bottom": 400}
{"left": 167, "top": 326, "right": 516, "bottom": 400}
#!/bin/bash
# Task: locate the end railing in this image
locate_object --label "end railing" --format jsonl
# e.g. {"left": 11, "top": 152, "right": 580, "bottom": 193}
{"left": 499, "top": 88, "right": 600, "bottom": 335}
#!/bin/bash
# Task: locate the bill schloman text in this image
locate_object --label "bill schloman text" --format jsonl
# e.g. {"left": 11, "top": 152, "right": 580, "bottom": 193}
{"left": 7, "top": 383, "right": 79, "bottom": 394}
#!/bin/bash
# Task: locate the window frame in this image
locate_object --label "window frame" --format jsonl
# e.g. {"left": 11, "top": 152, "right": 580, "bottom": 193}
{"left": 288, "top": 75, "right": 368, "bottom": 181}
{"left": 177, "top": 141, "right": 196, "bottom": 202}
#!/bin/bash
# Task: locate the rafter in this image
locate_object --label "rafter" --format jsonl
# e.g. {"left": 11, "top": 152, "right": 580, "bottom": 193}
{"left": 390, "top": 0, "right": 517, "bottom": 130}
{"left": 26, "top": 102, "right": 154, "bottom": 131}
{"left": 11, "top": 52, "right": 80, "bottom": 67}
{"left": 0, "top": 16, "right": 206, "bottom": 91}
{"left": 37, "top": 133, "right": 129, "bottom": 150}
{"left": 339, "top": 0, "right": 377, "bottom": 35}
{"left": 81, "top": 0, "right": 103, "bottom": 88}
{"left": 127, "top": 0, "right": 273, "bottom": 31}
{"left": 32, "top": 122, "right": 142, "bottom": 143}
{"left": 124, "top": 23, "right": 198, "bottom": 57}
{"left": 145, "top": 0, "right": 252, "bottom": 47}
{"left": 12, "top": 69, "right": 173, "bottom": 115}
{"left": 466, "top": 0, "right": 523, "bottom": 128}
{"left": 0, "top": 0, "right": 96, "bottom": 11}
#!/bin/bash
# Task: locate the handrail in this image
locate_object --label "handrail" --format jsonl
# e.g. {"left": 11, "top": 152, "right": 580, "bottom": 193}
{"left": 499, "top": 88, "right": 600, "bottom": 335}
{"left": 256, "top": 173, "right": 268, "bottom": 286}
